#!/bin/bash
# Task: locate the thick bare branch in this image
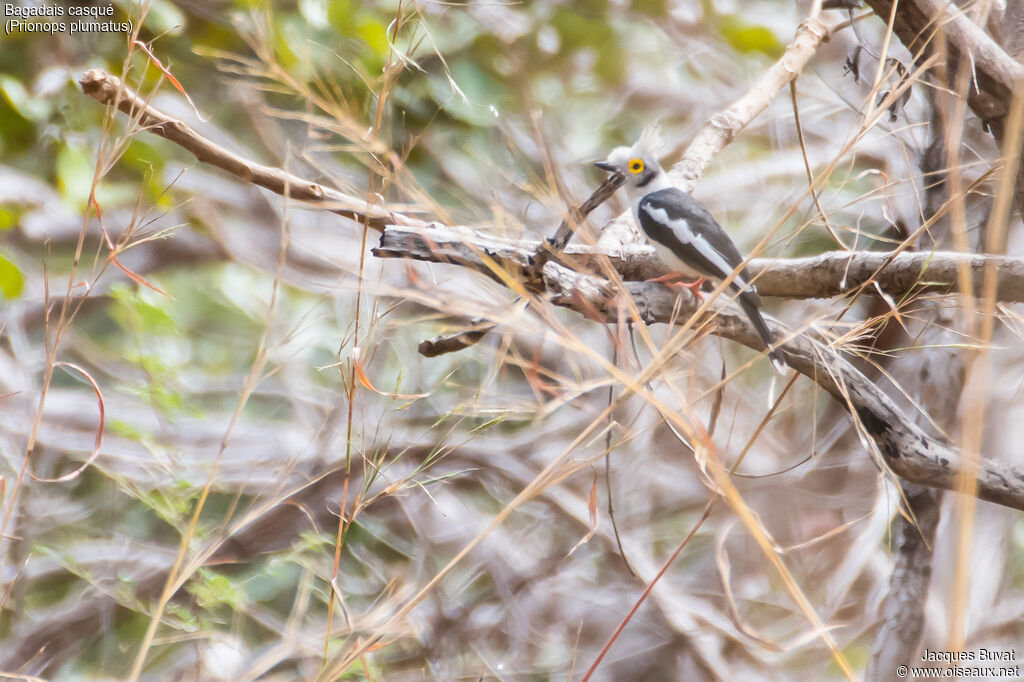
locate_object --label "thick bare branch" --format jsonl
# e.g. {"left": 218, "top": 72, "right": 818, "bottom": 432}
{"left": 866, "top": 119, "right": 960, "bottom": 678}
{"left": 752, "top": 250, "right": 1024, "bottom": 300}
{"left": 864, "top": 484, "right": 941, "bottom": 682}
{"left": 1002, "top": 2, "right": 1024, "bottom": 62}
{"left": 861, "top": 0, "right": 1024, "bottom": 211}
{"left": 539, "top": 262, "right": 1024, "bottom": 512}
{"left": 372, "top": 223, "right": 1024, "bottom": 511}
{"left": 862, "top": 0, "right": 1024, "bottom": 122}
{"left": 375, "top": 223, "right": 1024, "bottom": 302}
{"left": 78, "top": 69, "right": 424, "bottom": 229}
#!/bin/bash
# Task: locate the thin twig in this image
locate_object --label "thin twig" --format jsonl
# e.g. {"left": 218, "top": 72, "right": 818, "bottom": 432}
{"left": 78, "top": 69, "right": 423, "bottom": 229}
{"left": 418, "top": 321, "right": 496, "bottom": 357}
{"left": 418, "top": 173, "right": 625, "bottom": 357}
{"left": 789, "top": 79, "right": 847, "bottom": 249}
{"left": 541, "top": 172, "right": 625, "bottom": 255}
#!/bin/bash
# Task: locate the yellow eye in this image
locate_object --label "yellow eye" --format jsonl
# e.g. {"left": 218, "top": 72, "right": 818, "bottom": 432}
{"left": 628, "top": 158, "right": 645, "bottom": 174}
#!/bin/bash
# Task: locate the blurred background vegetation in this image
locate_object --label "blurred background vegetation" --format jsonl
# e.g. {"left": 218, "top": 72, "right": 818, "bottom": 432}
{"left": 2, "top": 0, "right": 1023, "bottom": 679}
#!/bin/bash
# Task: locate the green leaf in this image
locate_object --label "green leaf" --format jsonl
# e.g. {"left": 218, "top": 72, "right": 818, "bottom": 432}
{"left": 189, "top": 568, "right": 245, "bottom": 610}
{"left": 431, "top": 61, "right": 505, "bottom": 126}
{"left": 0, "top": 208, "right": 17, "bottom": 231}
{"left": 0, "top": 252, "right": 24, "bottom": 300}
{"left": 326, "top": 0, "right": 354, "bottom": 32}
{"left": 130, "top": 0, "right": 185, "bottom": 35}
{"left": 0, "top": 74, "right": 50, "bottom": 122}
{"left": 109, "top": 283, "right": 177, "bottom": 335}
{"left": 56, "top": 143, "right": 95, "bottom": 208}
{"left": 357, "top": 17, "right": 388, "bottom": 57}
{"left": 108, "top": 419, "right": 146, "bottom": 440}
{"left": 719, "top": 16, "right": 783, "bottom": 57}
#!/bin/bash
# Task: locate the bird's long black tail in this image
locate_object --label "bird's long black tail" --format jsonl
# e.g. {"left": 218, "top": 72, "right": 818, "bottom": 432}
{"left": 738, "top": 295, "right": 786, "bottom": 374}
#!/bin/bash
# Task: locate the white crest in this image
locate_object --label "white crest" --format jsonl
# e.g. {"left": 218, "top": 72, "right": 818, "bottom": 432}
{"left": 634, "top": 119, "right": 663, "bottom": 157}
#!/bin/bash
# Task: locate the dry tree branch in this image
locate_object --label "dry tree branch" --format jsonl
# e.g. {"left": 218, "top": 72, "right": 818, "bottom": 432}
{"left": 376, "top": 223, "right": 1024, "bottom": 302}
{"left": 83, "top": 60, "right": 1024, "bottom": 307}
{"left": 543, "top": 266, "right": 1024, "bottom": 511}
{"left": 421, "top": 173, "right": 626, "bottom": 357}
{"left": 855, "top": 1, "right": 1024, "bottom": 656}
{"left": 861, "top": 0, "right": 1024, "bottom": 210}
{"left": 671, "top": 17, "right": 831, "bottom": 192}
{"left": 748, "top": 250, "right": 1024, "bottom": 300}
{"left": 864, "top": 485, "right": 941, "bottom": 680}
{"left": 865, "top": 117, "right": 960, "bottom": 679}
{"left": 1002, "top": 1, "right": 1024, "bottom": 62}
{"left": 374, "top": 224, "right": 1024, "bottom": 512}
{"left": 78, "top": 69, "right": 423, "bottom": 229}
{"left": 543, "top": 173, "right": 626, "bottom": 254}
{"left": 75, "top": 68, "right": 626, "bottom": 357}
{"left": 418, "top": 323, "right": 496, "bottom": 358}
{"left": 863, "top": 0, "right": 1024, "bottom": 119}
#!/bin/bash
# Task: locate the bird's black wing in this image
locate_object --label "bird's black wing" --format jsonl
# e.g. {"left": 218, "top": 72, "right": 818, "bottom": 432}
{"left": 637, "top": 188, "right": 751, "bottom": 285}
{"left": 639, "top": 189, "right": 783, "bottom": 370}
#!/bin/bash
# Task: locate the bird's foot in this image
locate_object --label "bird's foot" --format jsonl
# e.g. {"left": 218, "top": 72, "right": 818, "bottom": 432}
{"left": 645, "top": 273, "right": 707, "bottom": 300}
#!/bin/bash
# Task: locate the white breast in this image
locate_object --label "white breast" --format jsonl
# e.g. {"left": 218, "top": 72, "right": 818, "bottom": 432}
{"left": 648, "top": 238, "right": 705, "bottom": 278}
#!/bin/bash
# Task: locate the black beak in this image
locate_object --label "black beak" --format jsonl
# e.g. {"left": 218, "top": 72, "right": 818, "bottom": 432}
{"left": 594, "top": 161, "right": 617, "bottom": 172}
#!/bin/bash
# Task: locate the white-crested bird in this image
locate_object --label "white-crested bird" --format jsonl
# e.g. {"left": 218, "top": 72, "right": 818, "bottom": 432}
{"left": 596, "top": 132, "right": 786, "bottom": 372}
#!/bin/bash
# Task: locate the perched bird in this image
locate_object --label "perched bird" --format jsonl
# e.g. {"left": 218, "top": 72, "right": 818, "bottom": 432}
{"left": 595, "top": 132, "right": 786, "bottom": 372}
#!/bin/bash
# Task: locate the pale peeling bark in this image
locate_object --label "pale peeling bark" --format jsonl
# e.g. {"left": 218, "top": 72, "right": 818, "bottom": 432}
{"left": 376, "top": 223, "right": 1024, "bottom": 302}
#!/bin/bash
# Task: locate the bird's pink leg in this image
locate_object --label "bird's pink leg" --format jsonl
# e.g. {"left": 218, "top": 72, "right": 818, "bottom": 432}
{"left": 645, "top": 273, "right": 707, "bottom": 300}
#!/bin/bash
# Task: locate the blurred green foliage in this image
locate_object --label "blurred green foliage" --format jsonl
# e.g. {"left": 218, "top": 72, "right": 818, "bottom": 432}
{"left": 0, "top": 252, "right": 24, "bottom": 299}
{"left": 718, "top": 15, "right": 783, "bottom": 56}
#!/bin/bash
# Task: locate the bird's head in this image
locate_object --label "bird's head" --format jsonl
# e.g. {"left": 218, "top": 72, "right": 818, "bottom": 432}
{"left": 594, "top": 124, "right": 666, "bottom": 193}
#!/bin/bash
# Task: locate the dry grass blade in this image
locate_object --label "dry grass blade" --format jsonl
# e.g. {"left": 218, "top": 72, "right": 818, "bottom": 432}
{"left": 26, "top": 362, "right": 104, "bottom": 484}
